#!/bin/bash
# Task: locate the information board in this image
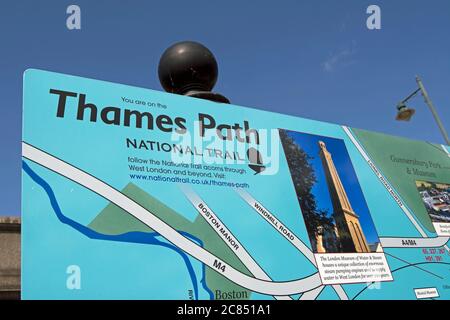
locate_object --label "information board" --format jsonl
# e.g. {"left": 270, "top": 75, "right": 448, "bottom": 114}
{"left": 22, "top": 69, "right": 450, "bottom": 299}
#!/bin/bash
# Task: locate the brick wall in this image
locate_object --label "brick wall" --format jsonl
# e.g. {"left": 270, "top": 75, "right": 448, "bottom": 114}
{"left": 0, "top": 217, "right": 21, "bottom": 300}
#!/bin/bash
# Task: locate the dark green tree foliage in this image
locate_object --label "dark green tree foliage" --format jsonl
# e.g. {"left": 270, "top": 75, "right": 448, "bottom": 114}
{"left": 279, "top": 130, "right": 336, "bottom": 251}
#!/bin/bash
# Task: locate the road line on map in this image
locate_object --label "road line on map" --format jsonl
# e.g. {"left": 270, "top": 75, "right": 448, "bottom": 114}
{"left": 180, "top": 185, "right": 292, "bottom": 300}
{"left": 235, "top": 188, "right": 349, "bottom": 300}
{"left": 299, "top": 285, "right": 325, "bottom": 300}
{"left": 236, "top": 188, "right": 316, "bottom": 264}
{"left": 441, "top": 145, "right": 450, "bottom": 157}
{"left": 342, "top": 127, "right": 429, "bottom": 236}
{"left": 22, "top": 142, "right": 323, "bottom": 296}
{"left": 332, "top": 285, "right": 349, "bottom": 300}
{"left": 384, "top": 252, "right": 443, "bottom": 279}
{"left": 379, "top": 236, "right": 449, "bottom": 248}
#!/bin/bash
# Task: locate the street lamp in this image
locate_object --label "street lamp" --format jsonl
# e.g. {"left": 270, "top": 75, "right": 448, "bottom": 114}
{"left": 396, "top": 101, "right": 416, "bottom": 122}
{"left": 395, "top": 76, "right": 449, "bottom": 145}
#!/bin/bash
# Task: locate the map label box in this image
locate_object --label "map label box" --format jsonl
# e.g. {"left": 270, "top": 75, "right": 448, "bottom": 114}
{"left": 433, "top": 222, "right": 450, "bottom": 236}
{"left": 414, "top": 287, "right": 439, "bottom": 299}
{"left": 315, "top": 253, "right": 393, "bottom": 285}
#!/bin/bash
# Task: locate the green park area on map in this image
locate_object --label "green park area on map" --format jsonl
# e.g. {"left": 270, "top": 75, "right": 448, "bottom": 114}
{"left": 353, "top": 128, "right": 450, "bottom": 233}
{"left": 89, "top": 183, "right": 252, "bottom": 300}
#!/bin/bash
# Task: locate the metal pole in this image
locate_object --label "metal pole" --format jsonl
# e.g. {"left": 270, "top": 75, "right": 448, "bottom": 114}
{"left": 416, "top": 76, "right": 450, "bottom": 145}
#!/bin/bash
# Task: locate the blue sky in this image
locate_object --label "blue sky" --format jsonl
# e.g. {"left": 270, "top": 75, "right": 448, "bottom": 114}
{"left": 1, "top": 0, "right": 450, "bottom": 215}
{"left": 285, "top": 130, "right": 379, "bottom": 245}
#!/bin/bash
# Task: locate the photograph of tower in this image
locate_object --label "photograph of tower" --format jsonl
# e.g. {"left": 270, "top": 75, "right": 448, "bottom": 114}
{"left": 318, "top": 141, "right": 370, "bottom": 253}
{"left": 280, "top": 129, "right": 381, "bottom": 254}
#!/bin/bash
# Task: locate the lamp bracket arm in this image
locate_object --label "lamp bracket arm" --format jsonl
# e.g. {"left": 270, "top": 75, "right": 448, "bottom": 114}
{"left": 401, "top": 87, "right": 421, "bottom": 103}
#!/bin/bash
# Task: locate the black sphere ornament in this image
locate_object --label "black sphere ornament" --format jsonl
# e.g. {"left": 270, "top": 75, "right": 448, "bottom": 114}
{"left": 158, "top": 41, "right": 230, "bottom": 103}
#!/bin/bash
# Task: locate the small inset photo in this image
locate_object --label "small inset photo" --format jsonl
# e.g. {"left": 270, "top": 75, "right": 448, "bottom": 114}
{"left": 279, "top": 129, "right": 393, "bottom": 285}
{"left": 416, "top": 180, "right": 450, "bottom": 235}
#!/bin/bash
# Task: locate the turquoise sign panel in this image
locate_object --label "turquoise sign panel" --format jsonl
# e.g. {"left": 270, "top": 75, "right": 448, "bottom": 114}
{"left": 22, "top": 69, "right": 450, "bottom": 300}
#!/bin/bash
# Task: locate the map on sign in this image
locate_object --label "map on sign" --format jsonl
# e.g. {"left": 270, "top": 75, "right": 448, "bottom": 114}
{"left": 22, "top": 69, "right": 450, "bottom": 300}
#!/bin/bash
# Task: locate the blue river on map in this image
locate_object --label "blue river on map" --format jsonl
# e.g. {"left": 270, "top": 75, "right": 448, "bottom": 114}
{"left": 22, "top": 160, "right": 214, "bottom": 300}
